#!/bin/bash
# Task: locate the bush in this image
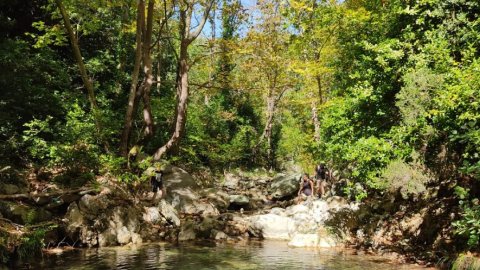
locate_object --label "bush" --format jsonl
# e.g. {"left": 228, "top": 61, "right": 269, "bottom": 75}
{"left": 374, "top": 159, "right": 430, "bottom": 199}
{"left": 16, "top": 229, "right": 45, "bottom": 260}
{"left": 453, "top": 187, "right": 480, "bottom": 248}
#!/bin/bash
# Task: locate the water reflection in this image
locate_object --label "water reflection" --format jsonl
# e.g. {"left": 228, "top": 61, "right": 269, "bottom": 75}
{"left": 10, "top": 240, "right": 432, "bottom": 270}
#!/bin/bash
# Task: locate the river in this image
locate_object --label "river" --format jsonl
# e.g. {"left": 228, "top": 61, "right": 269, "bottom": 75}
{"left": 7, "top": 240, "right": 433, "bottom": 270}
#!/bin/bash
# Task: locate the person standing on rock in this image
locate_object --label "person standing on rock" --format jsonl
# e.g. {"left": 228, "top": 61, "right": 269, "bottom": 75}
{"left": 297, "top": 173, "right": 314, "bottom": 202}
{"left": 315, "top": 163, "right": 328, "bottom": 198}
{"left": 151, "top": 168, "right": 164, "bottom": 200}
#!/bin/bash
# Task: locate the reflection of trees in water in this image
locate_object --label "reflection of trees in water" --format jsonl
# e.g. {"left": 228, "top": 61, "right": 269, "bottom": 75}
{"left": 32, "top": 241, "right": 426, "bottom": 270}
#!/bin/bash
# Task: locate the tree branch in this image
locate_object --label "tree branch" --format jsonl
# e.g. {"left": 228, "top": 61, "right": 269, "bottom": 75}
{"left": 187, "top": 0, "right": 214, "bottom": 42}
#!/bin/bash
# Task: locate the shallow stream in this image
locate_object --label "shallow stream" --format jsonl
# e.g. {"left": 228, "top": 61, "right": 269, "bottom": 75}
{"left": 7, "top": 240, "right": 434, "bottom": 270}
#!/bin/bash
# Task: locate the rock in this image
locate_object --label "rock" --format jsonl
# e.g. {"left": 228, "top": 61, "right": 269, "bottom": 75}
{"left": 225, "top": 215, "right": 251, "bottom": 237}
{"left": 288, "top": 233, "right": 319, "bottom": 247}
{"left": 326, "top": 196, "right": 349, "bottom": 209}
{"left": 162, "top": 165, "right": 199, "bottom": 190}
{"left": 214, "top": 231, "right": 228, "bottom": 240}
{"left": 143, "top": 207, "right": 162, "bottom": 224}
{"left": 196, "top": 216, "right": 222, "bottom": 238}
{"left": 285, "top": 204, "right": 309, "bottom": 216}
{"left": 270, "top": 207, "right": 286, "bottom": 216}
{"left": 223, "top": 173, "right": 240, "bottom": 190}
{"left": 78, "top": 194, "right": 110, "bottom": 214}
{"left": 270, "top": 174, "right": 301, "bottom": 200}
{"left": 399, "top": 212, "right": 424, "bottom": 235}
{"left": 0, "top": 201, "right": 52, "bottom": 224}
{"left": 158, "top": 200, "right": 180, "bottom": 226}
{"left": 204, "top": 189, "right": 230, "bottom": 211}
{"left": 288, "top": 228, "right": 339, "bottom": 248}
{"left": 178, "top": 220, "right": 196, "bottom": 241}
{"left": 116, "top": 226, "right": 132, "bottom": 244}
{"left": 65, "top": 193, "right": 144, "bottom": 247}
{"left": 317, "top": 227, "right": 338, "bottom": 247}
{"left": 33, "top": 196, "right": 51, "bottom": 206}
{"left": 249, "top": 214, "right": 294, "bottom": 240}
{"left": 229, "top": 195, "right": 250, "bottom": 206}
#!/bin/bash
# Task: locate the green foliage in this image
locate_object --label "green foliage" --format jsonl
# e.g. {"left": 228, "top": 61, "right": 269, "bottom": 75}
{"left": 452, "top": 253, "right": 480, "bottom": 270}
{"left": 22, "top": 102, "right": 101, "bottom": 175}
{"left": 17, "top": 229, "right": 45, "bottom": 260}
{"left": 453, "top": 187, "right": 480, "bottom": 248}
{"left": 375, "top": 159, "right": 430, "bottom": 199}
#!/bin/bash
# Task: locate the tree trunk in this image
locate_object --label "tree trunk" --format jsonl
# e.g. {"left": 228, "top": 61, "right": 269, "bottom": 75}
{"left": 153, "top": 0, "right": 213, "bottom": 160}
{"left": 153, "top": 40, "right": 189, "bottom": 160}
{"left": 313, "top": 75, "right": 323, "bottom": 142}
{"left": 120, "top": 0, "right": 145, "bottom": 156}
{"left": 55, "top": 0, "right": 103, "bottom": 139}
{"left": 316, "top": 75, "right": 323, "bottom": 104}
{"left": 140, "top": 0, "right": 155, "bottom": 138}
{"left": 256, "top": 85, "right": 288, "bottom": 158}
{"left": 311, "top": 100, "right": 320, "bottom": 142}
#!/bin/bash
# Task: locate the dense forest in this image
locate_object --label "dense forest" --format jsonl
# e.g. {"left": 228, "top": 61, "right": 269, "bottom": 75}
{"left": 1, "top": 0, "right": 480, "bottom": 267}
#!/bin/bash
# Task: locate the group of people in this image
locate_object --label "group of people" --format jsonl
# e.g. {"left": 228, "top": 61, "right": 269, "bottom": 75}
{"left": 297, "top": 163, "right": 329, "bottom": 200}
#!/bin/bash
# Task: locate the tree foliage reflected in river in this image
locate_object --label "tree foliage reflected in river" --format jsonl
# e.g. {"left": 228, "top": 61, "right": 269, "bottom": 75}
{"left": 11, "top": 240, "right": 433, "bottom": 270}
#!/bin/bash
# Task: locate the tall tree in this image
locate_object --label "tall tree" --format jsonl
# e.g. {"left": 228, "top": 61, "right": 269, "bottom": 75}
{"left": 54, "top": 0, "right": 104, "bottom": 143}
{"left": 286, "top": 0, "right": 341, "bottom": 143}
{"left": 237, "top": 0, "right": 294, "bottom": 168}
{"left": 120, "top": 0, "right": 145, "bottom": 156}
{"left": 153, "top": 0, "right": 214, "bottom": 160}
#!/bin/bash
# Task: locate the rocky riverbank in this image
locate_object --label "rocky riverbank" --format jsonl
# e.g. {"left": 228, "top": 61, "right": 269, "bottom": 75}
{"left": 0, "top": 166, "right": 472, "bottom": 268}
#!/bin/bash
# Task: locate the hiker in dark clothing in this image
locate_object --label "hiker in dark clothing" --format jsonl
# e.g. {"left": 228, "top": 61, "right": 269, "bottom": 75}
{"left": 151, "top": 169, "right": 164, "bottom": 198}
{"left": 315, "top": 163, "right": 328, "bottom": 198}
{"left": 297, "top": 173, "right": 314, "bottom": 202}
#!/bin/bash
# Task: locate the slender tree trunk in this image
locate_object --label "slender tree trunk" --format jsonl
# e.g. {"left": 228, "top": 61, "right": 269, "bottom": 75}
{"left": 55, "top": 0, "right": 103, "bottom": 138}
{"left": 156, "top": 44, "right": 162, "bottom": 92}
{"left": 153, "top": 41, "right": 189, "bottom": 160}
{"left": 311, "top": 100, "right": 320, "bottom": 142}
{"left": 153, "top": 0, "right": 213, "bottom": 160}
{"left": 120, "top": 0, "right": 145, "bottom": 156}
{"left": 140, "top": 0, "right": 155, "bottom": 138}
{"left": 312, "top": 75, "right": 323, "bottom": 142}
{"left": 316, "top": 75, "right": 323, "bottom": 104}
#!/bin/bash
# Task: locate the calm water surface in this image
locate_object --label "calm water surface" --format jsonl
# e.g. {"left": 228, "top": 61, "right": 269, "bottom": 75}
{"left": 11, "top": 240, "right": 433, "bottom": 270}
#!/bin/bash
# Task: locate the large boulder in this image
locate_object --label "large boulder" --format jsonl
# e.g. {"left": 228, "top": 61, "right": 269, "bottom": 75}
{"left": 162, "top": 165, "right": 199, "bottom": 190}
{"left": 229, "top": 194, "right": 250, "bottom": 207}
{"left": 157, "top": 200, "right": 181, "bottom": 226}
{"left": 270, "top": 174, "right": 301, "bottom": 200}
{"left": 248, "top": 213, "right": 295, "bottom": 240}
{"left": 152, "top": 166, "right": 220, "bottom": 217}
{"left": 203, "top": 188, "right": 230, "bottom": 211}
{"left": 65, "top": 193, "right": 143, "bottom": 247}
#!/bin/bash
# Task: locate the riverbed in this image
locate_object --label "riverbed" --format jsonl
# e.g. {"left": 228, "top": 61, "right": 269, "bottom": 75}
{"left": 8, "top": 240, "right": 434, "bottom": 270}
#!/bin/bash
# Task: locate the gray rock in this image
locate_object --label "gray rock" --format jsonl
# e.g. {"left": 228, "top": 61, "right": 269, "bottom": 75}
{"left": 158, "top": 200, "right": 180, "bottom": 226}
{"left": 215, "top": 231, "right": 228, "bottom": 240}
{"left": 223, "top": 173, "right": 240, "bottom": 190}
{"left": 178, "top": 221, "right": 196, "bottom": 241}
{"left": 143, "top": 207, "right": 162, "bottom": 224}
{"left": 0, "top": 201, "right": 52, "bottom": 224}
{"left": 229, "top": 194, "right": 250, "bottom": 206}
{"left": 270, "top": 174, "right": 301, "bottom": 200}
{"left": 204, "top": 189, "right": 230, "bottom": 211}
{"left": 65, "top": 193, "right": 144, "bottom": 247}
{"left": 248, "top": 214, "right": 294, "bottom": 240}
{"left": 163, "top": 165, "right": 199, "bottom": 190}
{"left": 78, "top": 194, "right": 110, "bottom": 214}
